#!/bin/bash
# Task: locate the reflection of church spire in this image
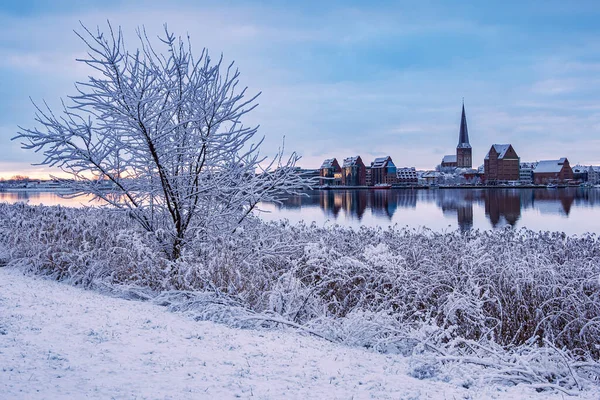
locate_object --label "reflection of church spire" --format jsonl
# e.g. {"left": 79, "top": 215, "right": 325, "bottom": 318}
{"left": 457, "top": 203, "right": 473, "bottom": 232}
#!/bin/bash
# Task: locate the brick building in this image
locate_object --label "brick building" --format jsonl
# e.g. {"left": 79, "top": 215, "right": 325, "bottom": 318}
{"left": 533, "top": 158, "right": 573, "bottom": 184}
{"left": 319, "top": 158, "right": 341, "bottom": 186}
{"left": 484, "top": 144, "right": 520, "bottom": 183}
{"left": 371, "top": 156, "right": 398, "bottom": 185}
{"left": 341, "top": 156, "right": 366, "bottom": 186}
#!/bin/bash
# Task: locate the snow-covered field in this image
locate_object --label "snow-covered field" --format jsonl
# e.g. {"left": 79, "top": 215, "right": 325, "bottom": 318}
{"left": 0, "top": 268, "right": 580, "bottom": 400}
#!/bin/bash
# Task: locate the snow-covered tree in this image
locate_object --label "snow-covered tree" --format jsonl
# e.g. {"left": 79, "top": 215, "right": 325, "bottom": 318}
{"left": 14, "top": 23, "right": 308, "bottom": 259}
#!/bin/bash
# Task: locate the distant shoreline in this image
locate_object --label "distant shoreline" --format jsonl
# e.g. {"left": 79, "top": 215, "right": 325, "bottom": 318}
{"left": 317, "top": 184, "right": 593, "bottom": 190}
{"left": 0, "top": 187, "right": 76, "bottom": 193}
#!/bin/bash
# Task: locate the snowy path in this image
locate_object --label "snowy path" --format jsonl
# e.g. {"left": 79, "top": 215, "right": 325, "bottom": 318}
{"left": 0, "top": 268, "right": 580, "bottom": 399}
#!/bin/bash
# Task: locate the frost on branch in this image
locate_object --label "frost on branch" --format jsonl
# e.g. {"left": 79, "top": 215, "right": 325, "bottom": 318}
{"left": 13, "top": 22, "right": 309, "bottom": 259}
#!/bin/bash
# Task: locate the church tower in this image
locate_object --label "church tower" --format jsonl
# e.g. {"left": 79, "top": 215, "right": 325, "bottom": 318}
{"left": 456, "top": 101, "right": 472, "bottom": 168}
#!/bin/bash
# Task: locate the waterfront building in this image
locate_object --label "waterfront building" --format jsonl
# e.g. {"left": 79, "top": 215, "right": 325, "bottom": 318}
{"left": 365, "top": 166, "right": 372, "bottom": 186}
{"left": 371, "top": 156, "right": 398, "bottom": 185}
{"left": 519, "top": 162, "right": 536, "bottom": 184}
{"left": 341, "top": 156, "right": 366, "bottom": 186}
{"left": 334, "top": 171, "right": 343, "bottom": 186}
{"left": 572, "top": 165, "right": 588, "bottom": 182}
{"left": 319, "top": 158, "right": 341, "bottom": 186}
{"left": 589, "top": 166, "right": 600, "bottom": 185}
{"left": 484, "top": 144, "right": 520, "bottom": 183}
{"left": 533, "top": 158, "right": 574, "bottom": 184}
{"left": 421, "top": 171, "right": 441, "bottom": 185}
{"left": 396, "top": 167, "right": 418, "bottom": 185}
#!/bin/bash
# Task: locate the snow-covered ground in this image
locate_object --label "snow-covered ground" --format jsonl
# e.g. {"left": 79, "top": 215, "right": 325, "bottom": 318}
{"left": 0, "top": 268, "right": 590, "bottom": 399}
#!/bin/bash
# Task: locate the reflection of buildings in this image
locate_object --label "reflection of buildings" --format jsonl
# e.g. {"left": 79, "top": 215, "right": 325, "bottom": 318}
{"left": 457, "top": 206, "right": 474, "bottom": 231}
{"left": 482, "top": 190, "right": 521, "bottom": 227}
{"left": 316, "top": 190, "right": 420, "bottom": 221}
{"left": 527, "top": 188, "right": 575, "bottom": 216}
{"left": 341, "top": 190, "right": 368, "bottom": 220}
{"left": 260, "top": 187, "right": 595, "bottom": 231}
{"left": 575, "top": 186, "right": 600, "bottom": 206}
{"left": 396, "top": 190, "right": 418, "bottom": 209}
{"left": 371, "top": 190, "right": 397, "bottom": 219}
{"left": 436, "top": 190, "right": 474, "bottom": 231}
{"left": 319, "top": 190, "right": 342, "bottom": 218}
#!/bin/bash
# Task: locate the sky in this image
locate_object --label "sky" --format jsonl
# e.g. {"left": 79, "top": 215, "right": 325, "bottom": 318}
{"left": 1, "top": 0, "right": 600, "bottom": 178}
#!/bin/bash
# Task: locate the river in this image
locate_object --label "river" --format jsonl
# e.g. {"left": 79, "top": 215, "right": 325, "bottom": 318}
{"left": 2, "top": 188, "right": 600, "bottom": 235}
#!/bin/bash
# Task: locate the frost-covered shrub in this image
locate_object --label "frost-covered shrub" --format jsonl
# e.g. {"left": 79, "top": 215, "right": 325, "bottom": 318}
{"left": 2, "top": 203, "right": 599, "bottom": 391}
{"left": 2, "top": 203, "right": 160, "bottom": 286}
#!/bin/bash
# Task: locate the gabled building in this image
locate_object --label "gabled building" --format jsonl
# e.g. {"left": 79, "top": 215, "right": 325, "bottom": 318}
{"left": 371, "top": 156, "right": 398, "bottom": 185}
{"left": 319, "top": 158, "right": 341, "bottom": 186}
{"left": 456, "top": 103, "right": 472, "bottom": 168}
{"left": 484, "top": 144, "right": 520, "bottom": 183}
{"left": 533, "top": 158, "right": 573, "bottom": 184}
{"left": 341, "top": 156, "right": 366, "bottom": 186}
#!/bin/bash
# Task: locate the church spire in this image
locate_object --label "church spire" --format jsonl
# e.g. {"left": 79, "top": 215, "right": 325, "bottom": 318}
{"left": 458, "top": 101, "right": 470, "bottom": 148}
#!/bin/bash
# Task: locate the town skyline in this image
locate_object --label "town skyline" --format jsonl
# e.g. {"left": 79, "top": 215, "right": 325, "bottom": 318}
{"left": 2, "top": 0, "right": 600, "bottom": 179}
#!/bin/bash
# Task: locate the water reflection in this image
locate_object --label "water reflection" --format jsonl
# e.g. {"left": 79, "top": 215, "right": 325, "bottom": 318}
{"left": 259, "top": 188, "right": 600, "bottom": 234}
{"left": 0, "top": 191, "right": 99, "bottom": 207}
{"left": 2, "top": 188, "right": 600, "bottom": 234}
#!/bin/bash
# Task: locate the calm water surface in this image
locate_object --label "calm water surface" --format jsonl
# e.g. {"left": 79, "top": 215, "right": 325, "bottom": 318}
{"left": 3, "top": 188, "right": 600, "bottom": 235}
{"left": 257, "top": 188, "right": 600, "bottom": 235}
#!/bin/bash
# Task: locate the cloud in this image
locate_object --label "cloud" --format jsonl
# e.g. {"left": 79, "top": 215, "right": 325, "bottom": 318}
{"left": 1, "top": 1, "right": 600, "bottom": 178}
{"left": 531, "top": 79, "right": 581, "bottom": 95}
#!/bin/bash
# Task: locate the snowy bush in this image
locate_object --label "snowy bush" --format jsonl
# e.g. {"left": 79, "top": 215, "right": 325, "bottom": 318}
{"left": 1, "top": 202, "right": 599, "bottom": 392}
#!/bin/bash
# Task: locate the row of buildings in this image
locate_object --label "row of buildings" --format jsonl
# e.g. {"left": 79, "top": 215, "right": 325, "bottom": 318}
{"left": 439, "top": 103, "right": 594, "bottom": 185}
{"left": 482, "top": 145, "right": 575, "bottom": 184}
{"left": 319, "top": 156, "right": 418, "bottom": 186}
{"left": 319, "top": 102, "right": 598, "bottom": 187}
